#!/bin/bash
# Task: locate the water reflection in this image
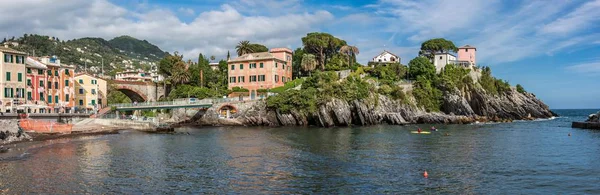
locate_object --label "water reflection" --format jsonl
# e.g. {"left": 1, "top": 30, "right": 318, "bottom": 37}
{"left": 1, "top": 112, "right": 600, "bottom": 194}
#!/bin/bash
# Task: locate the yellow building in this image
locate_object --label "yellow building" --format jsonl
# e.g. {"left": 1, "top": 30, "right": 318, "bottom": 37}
{"left": 0, "top": 46, "right": 27, "bottom": 113}
{"left": 74, "top": 73, "right": 107, "bottom": 113}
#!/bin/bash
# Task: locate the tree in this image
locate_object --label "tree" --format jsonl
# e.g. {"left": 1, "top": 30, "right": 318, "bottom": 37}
{"left": 339, "top": 45, "right": 359, "bottom": 68}
{"left": 158, "top": 52, "right": 183, "bottom": 77}
{"left": 171, "top": 60, "right": 190, "bottom": 85}
{"left": 419, "top": 38, "right": 457, "bottom": 59}
{"left": 236, "top": 40, "right": 254, "bottom": 56}
{"left": 408, "top": 57, "right": 436, "bottom": 80}
{"left": 210, "top": 55, "right": 216, "bottom": 61}
{"left": 301, "top": 54, "right": 317, "bottom": 76}
{"left": 227, "top": 50, "right": 231, "bottom": 60}
{"left": 301, "top": 32, "right": 347, "bottom": 70}
{"left": 516, "top": 84, "right": 526, "bottom": 93}
{"left": 292, "top": 48, "right": 304, "bottom": 78}
{"left": 248, "top": 43, "right": 268, "bottom": 53}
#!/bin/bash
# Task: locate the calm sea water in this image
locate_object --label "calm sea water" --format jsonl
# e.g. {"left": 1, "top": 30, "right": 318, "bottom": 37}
{"left": 1, "top": 109, "right": 599, "bottom": 194}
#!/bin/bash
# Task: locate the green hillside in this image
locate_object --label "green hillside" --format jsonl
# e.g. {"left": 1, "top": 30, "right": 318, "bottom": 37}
{"left": 2, "top": 34, "right": 167, "bottom": 76}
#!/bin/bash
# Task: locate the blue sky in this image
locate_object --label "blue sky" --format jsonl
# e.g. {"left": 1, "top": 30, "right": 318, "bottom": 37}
{"left": 1, "top": 0, "right": 600, "bottom": 109}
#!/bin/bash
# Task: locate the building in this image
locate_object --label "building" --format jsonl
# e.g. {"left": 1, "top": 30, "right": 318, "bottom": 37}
{"left": 209, "top": 62, "right": 219, "bottom": 71}
{"left": 370, "top": 50, "right": 401, "bottom": 64}
{"left": 59, "top": 64, "right": 76, "bottom": 113}
{"left": 25, "top": 57, "right": 48, "bottom": 113}
{"left": 40, "top": 56, "right": 63, "bottom": 113}
{"left": 433, "top": 53, "right": 457, "bottom": 73}
{"left": 227, "top": 48, "right": 293, "bottom": 98}
{"left": 115, "top": 70, "right": 153, "bottom": 82}
{"left": 457, "top": 45, "right": 476, "bottom": 66}
{"left": 0, "top": 46, "right": 27, "bottom": 113}
{"left": 74, "top": 73, "right": 107, "bottom": 113}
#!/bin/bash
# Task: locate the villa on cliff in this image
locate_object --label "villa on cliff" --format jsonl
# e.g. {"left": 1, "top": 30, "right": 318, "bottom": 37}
{"left": 432, "top": 45, "right": 477, "bottom": 73}
{"left": 369, "top": 50, "right": 401, "bottom": 66}
{"left": 227, "top": 48, "right": 293, "bottom": 99}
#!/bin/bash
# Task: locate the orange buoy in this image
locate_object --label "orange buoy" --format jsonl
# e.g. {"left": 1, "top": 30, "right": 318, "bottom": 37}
{"left": 423, "top": 170, "right": 428, "bottom": 178}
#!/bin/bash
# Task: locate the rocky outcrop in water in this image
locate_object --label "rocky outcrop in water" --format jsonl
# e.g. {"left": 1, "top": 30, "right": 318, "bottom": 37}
{"left": 196, "top": 86, "right": 556, "bottom": 127}
{"left": 0, "top": 119, "right": 31, "bottom": 144}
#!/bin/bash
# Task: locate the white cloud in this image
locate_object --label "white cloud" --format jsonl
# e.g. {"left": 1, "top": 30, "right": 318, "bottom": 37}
{"left": 540, "top": 0, "right": 600, "bottom": 35}
{"left": 0, "top": 0, "right": 333, "bottom": 61}
{"left": 178, "top": 7, "right": 195, "bottom": 16}
{"left": 566, "top": 62, "right": 600, "bottom": 75}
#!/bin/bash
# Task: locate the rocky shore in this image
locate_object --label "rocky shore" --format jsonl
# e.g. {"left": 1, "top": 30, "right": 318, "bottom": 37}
{"left": 196, "top": 87, "right": 556, "bottom": 127}
{"left": 0, "top": 119, "right": 32, "bottom": 145}
{"left": 572, "top": 111, "right": 600, "bottom": 130}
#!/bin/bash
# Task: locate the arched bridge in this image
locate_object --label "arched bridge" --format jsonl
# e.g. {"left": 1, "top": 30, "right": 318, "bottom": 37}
{"left": 111, "top": 80, "right": 166, "bottom": 102}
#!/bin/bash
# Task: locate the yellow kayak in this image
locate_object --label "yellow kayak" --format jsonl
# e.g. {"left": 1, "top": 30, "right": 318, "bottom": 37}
{"left": 411, "top": 131, "right": 431, "bottom": 134}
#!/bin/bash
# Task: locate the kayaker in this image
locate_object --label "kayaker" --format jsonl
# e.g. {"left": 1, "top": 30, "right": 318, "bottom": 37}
{"left": 431, "top": 126, "right": 437, "bottom": 131}
{"left": 417, "top": 128, "right": 422, "bottom": 133}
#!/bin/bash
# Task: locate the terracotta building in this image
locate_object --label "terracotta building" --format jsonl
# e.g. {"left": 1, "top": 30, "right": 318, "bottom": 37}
{"left": 227, "top": 48, "right": 293, "bottom": 98}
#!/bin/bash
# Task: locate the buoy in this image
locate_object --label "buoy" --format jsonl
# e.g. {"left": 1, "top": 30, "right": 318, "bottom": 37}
{"left": 423, "top": 170, "right": 428, "bottom": 178}
{"left": 568, "top": 133, "right": 571, "bottom": 136}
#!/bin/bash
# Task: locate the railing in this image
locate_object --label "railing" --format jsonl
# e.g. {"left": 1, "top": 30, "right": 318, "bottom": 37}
{"left": 110, "top": 95, "right": 276, "bottom": 109}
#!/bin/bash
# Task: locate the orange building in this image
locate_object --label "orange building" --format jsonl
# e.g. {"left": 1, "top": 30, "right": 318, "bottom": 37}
{"left": 227, "top": 48, "right": 293, "bottom": 98}
{"left": 59, "top": 64, "right": 75, "bottom": 113}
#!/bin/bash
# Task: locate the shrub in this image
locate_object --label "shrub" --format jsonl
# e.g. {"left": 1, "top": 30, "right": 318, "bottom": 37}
{"left": 266, "top": 88, "right": 318, "bottom": 114}
{"left": 516, "top": 84, "right": 526, "bottom": 93}
{"left": 412, "top": 76, "right": 442, "bottom": 112}
{"left": 231, "top": 87, "right": 249, "bottom": 92}
{"left": 270, "top": 78, "right": 304, "bottom": 93}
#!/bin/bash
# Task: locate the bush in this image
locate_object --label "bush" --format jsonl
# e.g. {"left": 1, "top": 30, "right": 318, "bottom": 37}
{"left": 439, "top": 64, "right": 473, "bottom": 90}
{"left": 516, "top": 84, "right": 526, "bottom": 93}
{"left": 379, "top": 84, "right": 408, "bottom": 103}
{"left": 231, "top": 87, "right": 249, "bottom": 92}
{"left": 266, "top": 88, "right": 318, "bottom": 114}
{"left": 302, "top": 71, "right": 339, "bottom": 89}
{"left": 367, "top": 63, "right": 407, "bottom": 85}
{"left": 269, "top": 78, "right": 304, "bottom": 93}
{"left": 412, "top": 76, "right": 442, "bottom": 112}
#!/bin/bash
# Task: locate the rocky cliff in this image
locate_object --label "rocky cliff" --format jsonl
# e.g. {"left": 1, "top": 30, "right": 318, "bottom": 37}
{"left": 197, "top": 86, "right": 555, "bottom": 127}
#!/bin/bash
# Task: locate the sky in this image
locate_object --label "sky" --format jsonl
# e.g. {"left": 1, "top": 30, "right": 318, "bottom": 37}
{"left": 1, "top": 0, "right": 599, "bottom": 109}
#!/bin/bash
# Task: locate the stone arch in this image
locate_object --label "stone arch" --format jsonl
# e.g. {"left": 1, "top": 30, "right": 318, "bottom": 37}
{"left": 218, "top": 104, "right": 238, "bottom": 118}
{"left": 115, "top": 86, "right": 148, "bottom": 103}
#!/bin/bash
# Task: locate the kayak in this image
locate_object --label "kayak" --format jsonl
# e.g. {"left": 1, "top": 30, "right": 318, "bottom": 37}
{"left": 411, "top": 131, "right": 431, "bottom": 134}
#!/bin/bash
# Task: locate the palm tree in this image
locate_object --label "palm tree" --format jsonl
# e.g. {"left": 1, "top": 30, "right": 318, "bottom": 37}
{"left": 171, "top": 61, "right": 190, "bottom": 84}
{"left": 340, "top": 45, "right": 359, "bottom": 68}
{"left": 235, "top": 40, "right": 254, "bottom": 56}
{"left": 301, "top": 54, "right": 317, "bottom": 76}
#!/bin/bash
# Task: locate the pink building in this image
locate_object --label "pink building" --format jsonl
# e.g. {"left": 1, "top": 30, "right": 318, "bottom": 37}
{"left": 457, "top": 45, "right": 476, "bottom": 66}
{"left": 227, "top": 48, "right": 293, "bottom": 98}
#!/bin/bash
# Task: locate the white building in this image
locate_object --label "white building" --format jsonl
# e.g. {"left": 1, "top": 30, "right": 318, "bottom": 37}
{"left": 209, "top": 62, "right": 219, "bottom": 71}
{"left": 370, "top": 50, "right": 401, "bottom": 64}
{"left": 115, "top": 70, "right": 153, "bottom": 82}
{"left": 433, "top": 53, "right": 457, "bottom": 73}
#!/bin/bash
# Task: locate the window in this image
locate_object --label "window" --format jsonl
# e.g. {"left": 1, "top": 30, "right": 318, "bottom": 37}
{"left": 79, "top": 79, "right": 83, "bottom": 84}
{"left": 39, "top": 81, "right": 43, "bottom": 87}
{"left": 38, "top": 69, "right": 43, "bottom": 75}
{"left": 231, "top": 65, "right": 235, "bottom": 70}
{"left": 65, "top": 80, "right": 69, "bottom": 87}
{"left": 27, "top": 79, "right": 31, "bottom": 86}
{"left": 466, "top": 49, "right": 469, "bottom": 52}
{"left": 229, "top": 77, "right": 236, "bottom": 83}
{"left": 91, "top": 100, "right": 96, "bottom": 105}
{"left": 238, "top": 76, "right": 245, "bottom": 83}
{"left": 79, "top": 100, "right": 83, "bottom": 106}
{"left": 65, "top": 70, "right": 70, "bottom": 75}
{"left": 55, "top": 70, "right": 58, "bottom": 76}
{"left": 250, "top": 63, "right": 256, "bottom": 69}
{"left": 27, "top": 68, "right": 31, "bottom": 74}
{"left": 3, "top": 54, "right": 9, "bottom": 63}
{"left": 9, "top": 55, "right": 13, "bottom": 63}
{"left": 47, "top": 70, "right": 52, "bottom": 75}
{"left": 55, "top": 82, "right": 58, "bottom": 89}
{"left": 65, "top": 94, "right": 69, "bottom": 101}
{"left": 48, "top": 95, "right": 52, "bottom": 103}
{"left": 3, "top": 88, "right": 9, "bottom": 98}
{"left": 27, "top": 92, "right": 32, "bottom": 100}
{"left": 275, "top": 62, "right": 278, "bottom": 68}
{"left": 260, "top": 63, "right": 264, "bottom": 68}
{"left": 40, "top": 93, "right": 44, "bottom": 101}
{"left": 282, "top": 64, "right": 285, "bottom": 70}
{"left": 91, "top": 89, "right": 96, "bottom": 94}
{"left": 17, "top": 73, "right": 22, "bottom": 82}
{"left": 48, "top": 81, "right": 52, "bottom": 89}
{"left": 439, "top": 56, "right": 442, "bottom": 60}
{"left": 274, "top": 75, "right": 279, "bottom": 83}
{"left": 92, "top": 80, "right": 97, "bottom": 84}
{"left": 55, "top": 96, "right": 58, "bottom": 103}
{"left": 250, "top": 75, "right": 257, "bottom": 82}
{"left": 282, "top": 77, "right": 286, "bottom": 83}
{"left": 79, "top": 89, "right": 84, "bottom": 94}
{"left": 258, "top": 75, "right": 265, "bottom": 82}
{"left": 239, "top": 64, "right": 243, "bottom": 69}
{"left": 5, "top": 72, "right": 10, "bottom": 81}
